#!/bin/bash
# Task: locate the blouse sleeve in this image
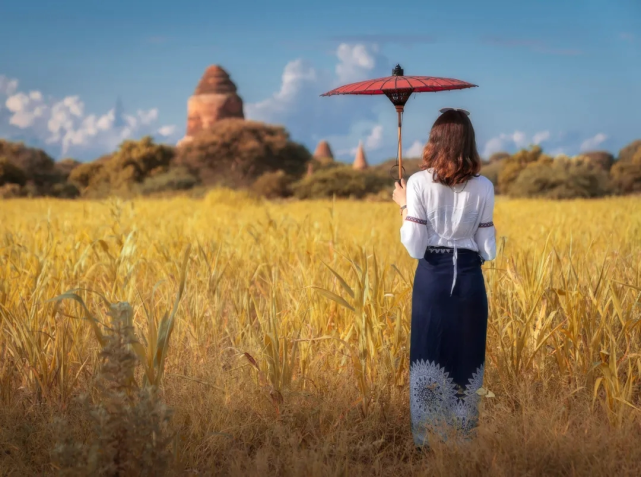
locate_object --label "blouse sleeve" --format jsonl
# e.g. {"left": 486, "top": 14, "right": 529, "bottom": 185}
{"left": 400, "top": 175, "right": 429, "bottom": 259}
{"left": 474, "top": 183, "right": 496, "bottom": 261}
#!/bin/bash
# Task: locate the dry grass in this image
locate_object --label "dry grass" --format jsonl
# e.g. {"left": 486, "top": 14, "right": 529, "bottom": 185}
{"left": 0, "top": 190, "right": 640, "bottom": 476}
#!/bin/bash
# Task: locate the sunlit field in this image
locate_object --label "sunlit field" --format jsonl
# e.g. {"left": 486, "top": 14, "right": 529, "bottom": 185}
{"left": 1, "top": 191, "right": 640, "bottom": 476}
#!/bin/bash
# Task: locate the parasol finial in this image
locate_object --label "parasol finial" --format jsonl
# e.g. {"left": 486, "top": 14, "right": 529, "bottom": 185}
{"left": 392, "top": 64, "right": 404, "bottom": 76}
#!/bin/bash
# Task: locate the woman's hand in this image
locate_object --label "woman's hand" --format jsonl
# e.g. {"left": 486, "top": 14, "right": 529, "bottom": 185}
{"left": 392, "top": 179, "right": 407, "bottom": 208}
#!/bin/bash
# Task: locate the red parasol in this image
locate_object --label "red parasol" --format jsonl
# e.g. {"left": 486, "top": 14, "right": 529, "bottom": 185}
{"left": 320, "top": 64, "right": 477, "bottom": 182}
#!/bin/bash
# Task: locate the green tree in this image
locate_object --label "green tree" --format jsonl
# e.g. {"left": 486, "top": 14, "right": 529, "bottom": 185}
{"left": 0, "top": 156, "right": 27, "bottom": 186}
{"left": 497, "top": 146, "right": 549, "bottom": 195}
{"left": 579, "top": 151, "right": 614, "bottom": 171}
{"left": 252, "top": 170, "right": 295, "bottom": 199}
{"left": 68, "top": 157, "right": 108, "bottom": 191}
{"left": 175, "top": 119, "right": 310, "bottom": 188}
{"left": 618, "top": 140, "right": 641, "bottom": 163}
{"left": 488, "top": 152, "right": 510, "bottom": 163}
{"left": 611, "top": 147, "right": 641, "bottom": 194}
{"left": 137, "top": 166, "right": 199, "bottom": 196}
{"left": 480, "top": 161, "right": 502, "bottom": 188}
{"left": 374, "top": 158, "right": 423, "bottom": 177}
{"left": 291, "top": 165, "right": 390, "bottom": 199}
{"left": 0, "top": 139, "right": 64, "bottom": 194}
{"left": 54, "top": 158, "right": 81, "bottom": 178}
{"left": 510, "top": 157, "right": 611, "bottom": 199}
{"left": 68, "top": 137, "right": 175, "bottom": 197}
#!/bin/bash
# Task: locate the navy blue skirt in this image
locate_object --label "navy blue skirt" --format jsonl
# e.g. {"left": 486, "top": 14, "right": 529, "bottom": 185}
{"left": 409, "top": 246, "right": 488, "bottom": 446}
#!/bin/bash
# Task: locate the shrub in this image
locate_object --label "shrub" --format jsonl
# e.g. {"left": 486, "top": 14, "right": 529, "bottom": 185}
{"left": 509, "top": 158, "right": 611, "bottom": 199}
{"left": 68, "top": 138, "right": 175, "bottom": 197}
{"left": 175, "top": 119, "right": 311, "bottom": 188}
{"left": 291, "top": 165, "right": 390, "bottom": 200}
{"left": 54, "top": 158, "right": 81, "bottom": 179}
{"left": 497, "top": 160, "right": 524, "bottom": 194}
{"left": 53, "top": 303, "right": 173, "bottom": 476}
{"left": 498, "top": 146, "right": 549, "bottom": 195}
{"left": 0, "top": 183, "right": 22, "bottom": 198}
{"left": 306, "top": 156, "right": 343, "bottom": 176}
{"left": 138, "top": 166, "right": 199, "bottom": 196}
{"left": 365, "top": 188, "right": 396, "bottom": 202}
{"left": 68, "top": 158, "right": 107, "bottom": 189}
{"left": 0, "top": 139, "right": 55, "bottom": 178}
{"left": 374, "top": 158, "right": 423, "bottom": 178}
{"left": 618, "top": 140, "right": 641, "bottom": 163}
{"left": 488, "top": 152, "right": 510, "bottom": 163}
{"left": 22, "top": 181, "right": 40, "bottom": 198}
{"left": 252, "top": 169, "right": 295, "bottom": 199}
{"left": 50, "top": 182, "right": 80, "bottom": 199}
{"left": 579, "top": 151, "right": 614, "bottom": 171}
{"left": 0, "top": 156, "right": 27, "bottom": 186}
{"left": 101, "top": 137, "right": 175, "bottom": 191}
{"left": 610, "top": 148, "right": 641, "bottom": 194}
{"left": 480, "top": 161, "right": 503, "bottom": 188}
{"left": 0, "top": 140, "right": 68, "bottom": 194}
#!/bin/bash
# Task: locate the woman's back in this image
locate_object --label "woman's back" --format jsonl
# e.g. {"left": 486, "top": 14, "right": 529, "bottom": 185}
{"left": 400, "top": 168, "right": 496, "bottom": 261}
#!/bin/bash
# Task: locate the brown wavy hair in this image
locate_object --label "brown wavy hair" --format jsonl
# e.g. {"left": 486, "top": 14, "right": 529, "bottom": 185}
{"left": 420, "top": 109, "right": 481, "bottom": 186}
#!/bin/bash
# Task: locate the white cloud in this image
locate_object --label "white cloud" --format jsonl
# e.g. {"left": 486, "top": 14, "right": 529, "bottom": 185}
{"left": 580, "top": 133, "right": 607, "bottom": 152}
{"left": 245, "top": 59, "right": 319, "bottom": 121}
{"left": 364, "top": 124, "right": 384, "bottom": 150}
{"left": 158, "top": 125, "right": 177, "bottom": 137}
{"left": 243, "top": 43, "right": 615, "bottom": 165}
{"left": 483, "top": 130, "right": 550, "bottom": 157}
{"left": 339, "top": 124, "right": 386, "bottom": 157}
{"left": 511, "top": 131, "right": 528, "bottom": 148}
{"left": 0, "top": 75, "right": 177, "bottom": 160}
{"left": 245, "top": 43, "right": 390, "bottom": 158}
{"left": 335, "top": 44, "right": 379, "bottom": 83}
{"left": 136, "top": 108, "right": 159, "bottom": 125}
{"left": 483, "top": 130, "right": 611, "bottom": 158}
{"left": 482, "top": 137, "right": 506, "bottom": 157}
{"left": 405, "top": 140, "right": 424, "bottom": 158}
{"left": 6, "top": 91, "right": 48, "bottom": 128}
{"left": 0, "top": 75, "right": 18, "bottom": 96}
{"left": 532, "top": 130, "right": 551, "bottom": 145}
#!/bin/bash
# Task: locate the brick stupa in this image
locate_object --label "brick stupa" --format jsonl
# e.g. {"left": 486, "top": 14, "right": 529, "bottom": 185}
{"left": 313, "top": 140, "right": 334, "bottom": 160}
{"left": 352, "top": 141, "right": 369, "bottom": 170}
{"left": 178, "top": 65, "right": 244, "bottom": 146}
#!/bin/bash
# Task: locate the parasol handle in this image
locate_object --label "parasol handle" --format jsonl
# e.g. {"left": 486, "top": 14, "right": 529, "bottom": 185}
{"left": 396, "top": 105, "right": 404, "bottom": 215}
{"left": 396, "top": 105, "right": 404, "bottom": 184}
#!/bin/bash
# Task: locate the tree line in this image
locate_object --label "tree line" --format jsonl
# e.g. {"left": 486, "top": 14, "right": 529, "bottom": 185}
{"left": 1, "top": 119, "right": 640, "bottom": 200}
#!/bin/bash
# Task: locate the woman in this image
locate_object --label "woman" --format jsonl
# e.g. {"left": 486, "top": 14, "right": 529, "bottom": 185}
{"left": 392, "top": 108, "right": 496, "bottom": 447}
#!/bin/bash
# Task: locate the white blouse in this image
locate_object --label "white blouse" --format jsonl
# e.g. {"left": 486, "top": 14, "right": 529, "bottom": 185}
{"left": 400, "top": 169, "right": 496, "bottom": 294}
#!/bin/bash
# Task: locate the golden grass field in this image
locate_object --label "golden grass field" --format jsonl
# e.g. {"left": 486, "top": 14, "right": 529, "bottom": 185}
{"left": 1, "top": 190, "right": 640, "bottom": 476}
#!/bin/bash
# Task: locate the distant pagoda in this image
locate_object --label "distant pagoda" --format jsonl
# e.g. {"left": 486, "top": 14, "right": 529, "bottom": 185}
{"left": 352, "top": 141, "right": 369, "bottom": 170}
{"left": 178, "top": 65, "right": 244, "bottom": 146}
{"left": 313, "top": 140, "right": 334, "bottom": 160}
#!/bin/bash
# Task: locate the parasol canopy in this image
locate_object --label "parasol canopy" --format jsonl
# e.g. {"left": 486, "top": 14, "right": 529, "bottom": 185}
{"left": 320, "top": 64, "right": 477, "bottom": 184}
{"left": 320, "top": 73, "right": 477, "bottom": 97}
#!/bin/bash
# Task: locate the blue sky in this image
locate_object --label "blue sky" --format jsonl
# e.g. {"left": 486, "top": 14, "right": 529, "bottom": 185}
{"left": 0, "top": 0, "right": 639, "bottom": 162}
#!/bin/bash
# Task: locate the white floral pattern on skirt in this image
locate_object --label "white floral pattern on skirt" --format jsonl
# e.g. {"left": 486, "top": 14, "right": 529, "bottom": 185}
{"left": 410, "top": 360, "right": 484, "bottom": 446}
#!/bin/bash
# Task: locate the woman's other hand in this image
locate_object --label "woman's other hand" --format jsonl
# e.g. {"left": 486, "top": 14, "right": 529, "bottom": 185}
{"left": 393, "top": 179, "right": 407, "bottom": 207}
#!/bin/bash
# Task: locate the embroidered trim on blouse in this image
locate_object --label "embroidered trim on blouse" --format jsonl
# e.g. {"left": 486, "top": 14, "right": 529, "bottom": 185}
{"left": 406, "top": 216, "right": 428, "bottom": 225}
{"left": 425, "top": 247, "right": 486, "bottom": 265}
{"left": 478, "top": 221, "right": 494, "bottom": 228}
{"left": 426, "top": 247, "right": 453, "bottom": 254}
